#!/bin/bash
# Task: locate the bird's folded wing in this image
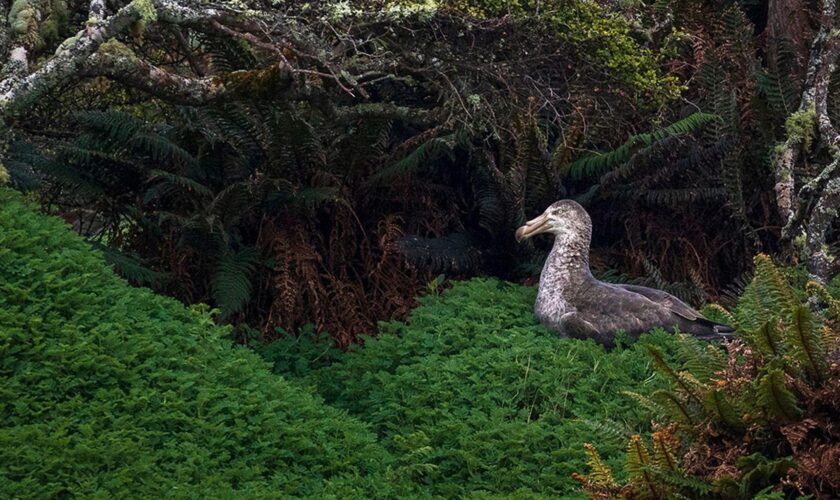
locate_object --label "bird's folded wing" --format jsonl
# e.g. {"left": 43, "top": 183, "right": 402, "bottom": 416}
{"left": 614, "top": 283, "right": 702, "bottom": 321}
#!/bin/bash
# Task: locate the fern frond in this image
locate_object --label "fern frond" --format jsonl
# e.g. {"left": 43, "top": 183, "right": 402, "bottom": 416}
{"left": 626, "top": 435, "right": 660, "bottom": 500}
{"left": 756, "top": 36, "right": 801, "bottom": 117}
{"left": 650, "top": 427, "right": 680, "bottom": 473}
{"left": 651, "top": 469, "right": 714, "bottom": 497}
{"left": 373, "top": 133, "right": 458, "bottom": 181}
{"left": 650, "top": 390, "right": 695, "bottom": 425}
{"left": 265, "top": 186, "right": 340, "bottom": 212}
{"left": 752, "top": 254, "right": 798, "bottom": 316}
{"left": 471, "top": 159, "right": 507, "bottom": 234}
{"left": 91, "top": 241, "right": 170, "bottom": 287}
{"left": 703, "top": 389, "right": 745, "bottom": 432}
{"left": 748, "top": 321, "right": 784, "bottom": 359}
{"left": 785, "top": 305, "right": 826, "bottom": 381}
{"left": 623, "top": 390, "right": 668, "bottom": 417}
{"left": 580, "top": 418, "right": 633, "bottom": 444}
{"left": 568, "top": 113, "right": 719, "bottom": 179}
{"left": 674, "top": 334, "right": 725, "bottom": 383}
{"left": 700, "top": 304, "right": 736, "bottom": 329}
{"left": 129, "top": 132, "right": 198, "bottom": 169}
{"left": 147, "top": 169, "right": 214, "bottom": 199}
{"left": 212, "top": 246, "right": 260, "bottom": 320}
{"left": 647, "top": 345, "right": 703, "bottom": 405}
{"left": 208, "top": 182, "right": 254, "bottom": 225}
{"left": 75, "top": 110, "right": 147, "bottom": 148}
{"left": 756, "top": 368, "right": 802, "bottom": 423}
{"left": 584, "top": 443, "right": 619, "bottom": 488}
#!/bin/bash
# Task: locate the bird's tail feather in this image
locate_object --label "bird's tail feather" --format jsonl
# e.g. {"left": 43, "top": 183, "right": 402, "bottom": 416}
{"left": 713, "top": 323, "right": 736, "bottom": 338}
{"left": 687, "top": 319, "right": 736, "bottom": 340}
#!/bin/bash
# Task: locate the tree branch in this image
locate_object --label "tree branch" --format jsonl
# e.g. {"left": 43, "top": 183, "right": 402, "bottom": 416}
{"left": 83, "top": 46, "right": 228, "bottom": 105}
{"left": 0, "top": 0, "right": 143, "bottom": 115}
{"left": 813, "top": 33, "right": 840, "bottom": 149}
{"left": 0, "top": 0, "right": 263, "bottom": 116}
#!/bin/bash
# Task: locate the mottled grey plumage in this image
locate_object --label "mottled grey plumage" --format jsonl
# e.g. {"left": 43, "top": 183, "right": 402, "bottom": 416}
{"left": 516, "top": 200, "right": 734, "bottom": 347}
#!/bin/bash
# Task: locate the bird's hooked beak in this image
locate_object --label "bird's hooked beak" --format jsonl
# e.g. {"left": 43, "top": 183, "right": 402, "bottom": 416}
{"left": 515, "top": 212, "right": 551, "bottom": 242}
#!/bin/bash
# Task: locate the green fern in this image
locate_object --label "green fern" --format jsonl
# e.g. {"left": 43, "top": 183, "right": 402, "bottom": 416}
{"left": 651, "top": 389, "right": 695, "bottom": 425}
{"left": 673, "top": 335, "right": 725, "bottom": 383}
{"left": 756, "top": 36, "right": 801, "bottom": 118}
{"left": 91, "top": 241, "right": 170, "bottom": 287}
{"left": 372, "top": 133, "right": 459, "bottom": 181}
{"left": 647, "top": 345, "right": 703, "bottom": 406}
{"left": 582, "top": 442, "right": 619, "bottom": 488}
{"left": 147, "top": 169, "right": 214, "bottom": 200}
{"left": 785, "top": 305, "right": 826, "bottom": 381}
{"left": 212, "top": 245, "right": 260, "bottom": 320}
{"left": 625, "top": 435, "right": 661, "bottom": 500}
{"left": 756, "top": 368, "right": 801, "bottom": 423}
{"left": 752, "top": 254, "right": 799, "bottom": 317}
{"left": 700, "top": 304, "right": 736, "bottom": 330}
{"left": 568, "top": 113, "right": 720, "bottom": 179}
{"left": 748, "top": 321, "right": 784, "bottom": 359}
{"left": 703, "top": 389, "right": 745, "bottom": 432}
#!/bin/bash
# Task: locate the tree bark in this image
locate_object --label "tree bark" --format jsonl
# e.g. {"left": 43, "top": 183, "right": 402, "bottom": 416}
{"left": 766, "top": 0, "right": 813, "bottom": 69}
{"left": 773, "top": 0, "right": 840, "bottom": 282}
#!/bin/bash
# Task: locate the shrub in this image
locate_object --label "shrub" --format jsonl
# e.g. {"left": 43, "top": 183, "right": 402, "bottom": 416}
{"left": 0, "top": 189, "right": 395, "bottom": 498}
{"left": 263, "top": 279, "right": 690, "bottom": 497}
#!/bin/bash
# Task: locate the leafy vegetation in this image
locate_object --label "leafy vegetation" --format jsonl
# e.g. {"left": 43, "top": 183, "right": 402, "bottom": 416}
{"left": 3, "top": 185, "right": 840, "bottom": 497}
{"left": 1, "top": 188, "right": 698, "bottom": 497}
{"left": 576, "top": 255, "right": 840, "bottom": 498}
{"left": 261, "top": 279, "right": 693, "bottom": 497}
{"left": 3, "top": 0, "right": 840, "bottom": 497}
{"left": 0, "top": 189, "right": 393, "bottom": 497}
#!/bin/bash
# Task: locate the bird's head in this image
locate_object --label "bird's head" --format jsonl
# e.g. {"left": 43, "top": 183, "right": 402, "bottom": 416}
{"left": 515, "top": 200, "right": 591, "bottom": 243}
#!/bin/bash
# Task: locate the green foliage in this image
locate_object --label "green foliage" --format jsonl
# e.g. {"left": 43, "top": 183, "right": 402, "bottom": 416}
{"left": 9, "top": 0, "right": 68, "bottom": 50}
{"left": 90, "top": 240, "right": 170, "bottom": 288}
{"left": 568, "top": 112, "right": 719, "bottom": 179}
{"left": 783, "top": 105, "right": 817, "bottom": 152}
{"left": 260, "top": 278, "right": 686, "bottom": 497}
{"left": 257, "top": 325, "right": 341, "bottom": 378}
{"left": 212, "top": 245, "right": 260, "bottom": 320}
{"left": 371, "top": 133, "right": 460, "bottom": 181}
{"left": 0, "top": 189, "right": 396, "bottom": 497}
{"left": 756, "top": 368, "right": 801, "bottom": 423}
{"left": 579, "top": 254, "right": 840, "bottom": 498}
{"left": 756, "top": 37, "right": 801, "bottom": 118}
{"left": 429, "top": 0, "right": 681, "bottom": 103}
{"left": 785, "top": 305, "right": 826, "bottom": 381}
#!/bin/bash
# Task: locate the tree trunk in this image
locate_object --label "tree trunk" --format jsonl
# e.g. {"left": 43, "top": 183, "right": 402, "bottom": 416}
{"left": 773, "top": 0, "right": 840, "bottom": 282}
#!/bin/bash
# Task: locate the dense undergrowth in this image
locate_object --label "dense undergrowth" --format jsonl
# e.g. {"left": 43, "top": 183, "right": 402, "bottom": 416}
{"left": 0, "top": 189, "right": 393, "bottom": 497}
{"left": 6, "top": 189, "right": 837, "bottom": 498}
{"left": 575, "top": 257, "right": 840, "bottom": 498}
{"left": 2, "top": 189, "right": 689, "bottom": 497}
{"left": 261, "top": 280, "right": 691, "bottom": 497}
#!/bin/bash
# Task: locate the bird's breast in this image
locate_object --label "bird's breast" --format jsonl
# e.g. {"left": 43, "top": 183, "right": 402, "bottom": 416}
{"left": 535, "top": 289, "right": 570, "bottom": 325}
